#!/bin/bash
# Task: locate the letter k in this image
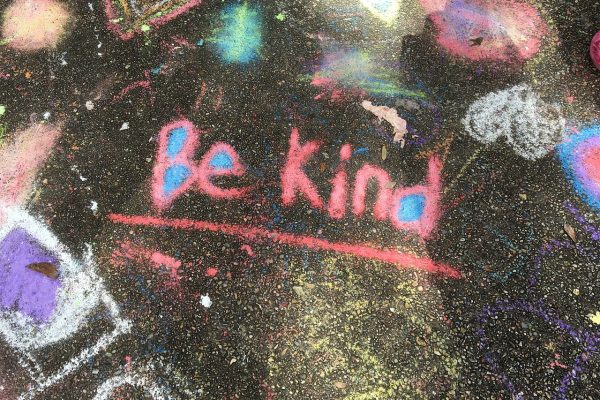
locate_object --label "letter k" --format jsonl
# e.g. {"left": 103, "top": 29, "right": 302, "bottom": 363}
{"left": 281, "top": 128, "right": 324, "bottom": 209}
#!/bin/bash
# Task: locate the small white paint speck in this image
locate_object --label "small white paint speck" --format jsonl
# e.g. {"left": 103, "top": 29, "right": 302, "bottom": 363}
{"left": 85, "top": 100, "right": 94, "bottom": 111}
{"left": 89, "top": 200, "right": 98, "bottom": 212}
{"left": 43, "top": 111, "right": 51, "bottom": 120}
{"left": 201, "top": 295, "right": 212, "bottom": 308}
{"left": 120, "top": 122, "right": 129, "bottom": 131}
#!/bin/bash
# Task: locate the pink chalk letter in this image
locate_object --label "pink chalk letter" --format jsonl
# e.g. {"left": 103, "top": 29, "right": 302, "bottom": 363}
{"left": 281, "top": 128, "right": 324, "bottom": 209}
{"left": 197, "top": 142, "right": 250, "bottom": 199}
{"left": 352, "top": 164, "right": 393, "bottom": 221}
{"left": 327, "top": 144, "right": 352, "bottom": 219}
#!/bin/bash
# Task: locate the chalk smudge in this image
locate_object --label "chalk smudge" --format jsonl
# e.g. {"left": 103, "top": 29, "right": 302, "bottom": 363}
{"left": 361, "top": 100, "right": 408, "bottom": 144}
{"left": 1, "top": 0, "right": 71, "bottom": 52}
{"left": 591, "top": 31, "right": 600, "bottom": 70}
{"left": 557, "top": 126, "right": 600, "bottom": 212}
{"left": 359, "top": 0, "right": 400, "bottom": 24}
{"left": 421, "top": 0, "right": 548, "bottom": 62}
{"left": 312, "top": 49, "right": 427, "bottom": 99}
{"left": 104, "top": 0, "right": 203, "bottom": 40}
{"left": 0, "top": 123, "right": 61, "bottom": 206}
{"left": 211, "top": 3, "right": 262, "bottom": 64}
{"left": 462, "top": 84, "right": 565, "bottom": 160}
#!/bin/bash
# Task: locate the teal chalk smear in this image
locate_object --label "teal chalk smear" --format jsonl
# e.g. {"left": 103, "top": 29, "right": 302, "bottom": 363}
{"left": 313, "top": 49, "right": 427, "bottom": 99}
{"left": 210, "top": 3, "right": 262, "bottom": 64}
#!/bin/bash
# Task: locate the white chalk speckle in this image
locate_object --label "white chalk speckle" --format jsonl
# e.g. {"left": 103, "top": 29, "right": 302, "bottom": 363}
{"left": 201, "top": 295, "right": 212, "bottom": 308}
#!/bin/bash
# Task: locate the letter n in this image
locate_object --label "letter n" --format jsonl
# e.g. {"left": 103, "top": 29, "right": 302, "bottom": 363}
{"left": 352, "top": 164, "right": 393, "bottom": 220}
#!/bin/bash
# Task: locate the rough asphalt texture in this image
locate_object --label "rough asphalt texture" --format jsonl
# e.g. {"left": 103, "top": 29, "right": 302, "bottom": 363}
{"left": 0, "top": 0, "right": 599, "bottom": 399}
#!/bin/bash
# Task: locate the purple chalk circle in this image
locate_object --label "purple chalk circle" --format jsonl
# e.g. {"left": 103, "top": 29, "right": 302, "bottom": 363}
{"left": 0, "top": 228, "right": 61, "bottom": 323}
{"left": 591, "top": 31, "right": 600, "bottom": 70}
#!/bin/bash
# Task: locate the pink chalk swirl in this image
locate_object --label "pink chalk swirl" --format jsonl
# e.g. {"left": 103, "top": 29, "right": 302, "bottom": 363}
{"left": 591, "top": 31, "right": 600, "bottom": 70}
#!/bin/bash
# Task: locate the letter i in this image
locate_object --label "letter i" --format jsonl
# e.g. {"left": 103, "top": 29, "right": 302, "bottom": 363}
{"left": 327, "top": 144, "right": 352, "bottom": 219}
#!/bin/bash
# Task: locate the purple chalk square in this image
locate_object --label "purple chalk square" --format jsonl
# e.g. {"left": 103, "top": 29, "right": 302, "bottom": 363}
{"left": 0, "top": 228, "right": 61, "bottom": 324}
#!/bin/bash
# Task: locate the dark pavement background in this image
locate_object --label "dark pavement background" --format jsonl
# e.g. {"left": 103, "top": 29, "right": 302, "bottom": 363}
{"left": 0, "top": 0, "right": 599, "bottom": 399}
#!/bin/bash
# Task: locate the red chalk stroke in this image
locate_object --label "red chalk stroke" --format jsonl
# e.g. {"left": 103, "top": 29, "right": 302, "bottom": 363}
{"left": 108, "top": 214, "right": 462, "bottom": 279}
{"left": 281, "top": 128, "right": 324, "bottom": 209}
{"left": 240, "top": 244, "right": 255, "bottom": 257}
{"left": 112, "top": 240, "right": 182, "bottom": 282}
{"left": 420, "top": 0, "right": 548, "bottom": 62}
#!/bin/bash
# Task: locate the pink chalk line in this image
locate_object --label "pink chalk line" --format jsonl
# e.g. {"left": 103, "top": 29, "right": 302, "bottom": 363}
{"left": 108, "top": 214, "right": 462, "bottom": 279}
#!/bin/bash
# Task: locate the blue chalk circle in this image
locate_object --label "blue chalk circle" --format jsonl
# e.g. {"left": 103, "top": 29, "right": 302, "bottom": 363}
{"left": 396, "top": 193, "right": 426, "bottom": 222}
{"left": 166, "top": 127, "right": 188, "bottom": 158}
{"left": 163, "top": 164, "right": 191, "bottom": 196}
{"left": 210, "top": 151, "right": 234, "bottom": 170}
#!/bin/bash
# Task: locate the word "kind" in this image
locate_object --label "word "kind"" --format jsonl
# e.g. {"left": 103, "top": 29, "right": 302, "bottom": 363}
{"left": 152, "top": 119, "right": 442, "bottom": 238}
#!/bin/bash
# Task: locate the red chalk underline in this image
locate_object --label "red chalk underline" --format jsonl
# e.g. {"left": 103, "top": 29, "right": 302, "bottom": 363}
{"left": 108, "top": 214, "right": 462, "bottom": 279}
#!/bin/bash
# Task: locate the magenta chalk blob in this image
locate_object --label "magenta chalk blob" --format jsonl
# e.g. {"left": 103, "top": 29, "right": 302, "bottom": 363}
{"left": 591, "top": 31, "right": 600, "bottom": 70}
{"left": 420, "top": 0, "right": 548, "bottom": 62}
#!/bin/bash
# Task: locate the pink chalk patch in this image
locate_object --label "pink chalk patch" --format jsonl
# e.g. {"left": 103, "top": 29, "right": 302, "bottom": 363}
{"left": 591, "top": 31, "right": 600, "bottom": 70}
{"left": 205, "top": 267, "right": 218, "bottom": 277}
{"left": 582, "top": 149, "right": 600, "bottom": 186}
{"left": 0, "top": 123, "right": 61, "bottom": 205}
{"left": 112, "top": 240, "right": 182, "bottom": 282}
{"left": 421, "top": 0, "right": 547, "bottom": 62}
{"left": 2, "top": 0, "right": 71, "bottom": 52}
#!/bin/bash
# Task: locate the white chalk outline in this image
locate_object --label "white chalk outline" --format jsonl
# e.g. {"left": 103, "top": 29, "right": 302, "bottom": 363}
{"left": 0, "top": 204, "right": 131, "bottom": 399}
{"left": 93, "top": 368, "right": 172, "bottom": 400}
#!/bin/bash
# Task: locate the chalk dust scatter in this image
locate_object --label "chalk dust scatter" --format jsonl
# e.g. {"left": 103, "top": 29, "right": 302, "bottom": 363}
{"left": 0, "top": 0, "right": 599, "bottom": 399}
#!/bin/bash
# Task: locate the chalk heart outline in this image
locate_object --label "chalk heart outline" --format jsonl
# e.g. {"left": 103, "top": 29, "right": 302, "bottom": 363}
{"left": 477, "top": 300, "right": 599, "bottom": 400}
{"left": 104, "top": 0, "right": 203, "bottom": 40}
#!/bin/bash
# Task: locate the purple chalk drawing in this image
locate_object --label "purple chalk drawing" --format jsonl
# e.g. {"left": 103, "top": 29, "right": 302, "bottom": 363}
{"left": 477, "top": 300, "right": 599, "bottom": 400}
{"left": 565, "top": 201, "right": 600, "bottom": 241}
{"left": 0, "top": 228, "right": 61, "bottom": 323}
{"left": 476, "top": 202, "right": 600, "bottom": 399}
